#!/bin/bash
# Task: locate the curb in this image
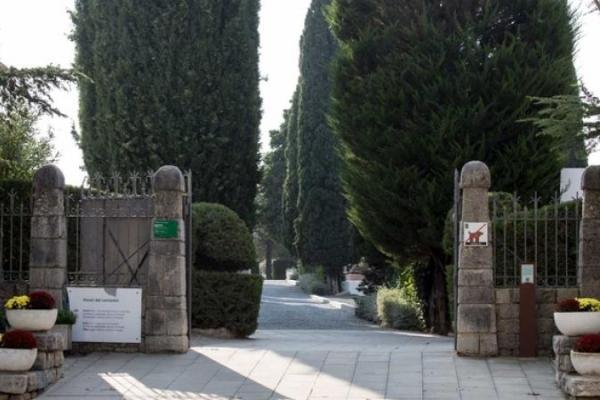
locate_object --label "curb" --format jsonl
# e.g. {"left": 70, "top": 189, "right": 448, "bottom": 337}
{"left": 309, "top": 295, "right": 356, "bottom": 311}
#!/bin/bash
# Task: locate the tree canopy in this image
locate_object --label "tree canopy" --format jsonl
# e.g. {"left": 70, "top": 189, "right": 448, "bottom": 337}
{"left": 72, "top": 0, "right": 261, "bottom": 226}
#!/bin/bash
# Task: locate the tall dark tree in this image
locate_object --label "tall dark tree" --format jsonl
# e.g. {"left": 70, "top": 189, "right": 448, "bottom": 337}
{"left": 294, "top": 0, "right": 352, "bottom": 278}
{"left": 257, "top": 123, "right": 288, "bottom": 244}
{"left": 282, "top": 89, "right": 300, "bottom": 252}
{"left": 329, "top": 0, "right": 581, "bottom": 332}
{"left": 72, "top": 0, "right": 261, "bottom": 225}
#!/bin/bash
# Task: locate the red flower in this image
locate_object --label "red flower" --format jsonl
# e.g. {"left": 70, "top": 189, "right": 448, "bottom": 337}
{"left": 1, "top": 330, "right": 37, "bottom": 349}
{"left": 29, "top": 291, "right": 56, "bottom": 310}
{"left": 575, "top": 334, "right": 600, "bottom": 353}
{"left": 557, "top": 298, "right": 580, "bottom": 312}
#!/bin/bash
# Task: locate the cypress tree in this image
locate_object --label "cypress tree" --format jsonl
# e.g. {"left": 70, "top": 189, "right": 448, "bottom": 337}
{"left": 257, "top": 123, "right": 288, "bottom": 244}
{"left": 294, "top": 0, "right": 352, "bottom": 278}
{"left": 72, "top": 0, "right": 261, "bottom": 226}
{"left": 329, "top": 0, "right": 580, "bottom": 332}
{"left": 282, "top": 89, "right": 300, "bottom": 253}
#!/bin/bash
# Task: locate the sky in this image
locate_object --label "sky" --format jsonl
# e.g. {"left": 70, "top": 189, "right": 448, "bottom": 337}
{"left": 0, "top": 0, "right": 598, "bottom": 185}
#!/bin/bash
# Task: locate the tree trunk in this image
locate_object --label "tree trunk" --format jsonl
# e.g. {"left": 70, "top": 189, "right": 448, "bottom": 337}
{"left": 428, "top": 252, "right": 449, "bottom": 335}
{"left": 265, "top": 239, "right": 273, "bottom": 279}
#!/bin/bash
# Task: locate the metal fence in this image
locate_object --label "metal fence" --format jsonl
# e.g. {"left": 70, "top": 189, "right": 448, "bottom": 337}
{"left": 0, "top": 192, "right": 31, "bottom": 282}
{"left": 492, "top": 193, "right": 581, "bottom": 288}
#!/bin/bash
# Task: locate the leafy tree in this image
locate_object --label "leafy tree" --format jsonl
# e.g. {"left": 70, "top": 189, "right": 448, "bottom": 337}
{"left": 72, "top": 0, "right": 261, "bottom": 226}
{"left": 0, "top": 63, "right": 72, "bottom": 180}
{"left": 0, "top": 63, "right": 74, "bottom": 122}
{"left": 328, "top": 0, "right": 580, "bottom": 333}
{"left": 0, "top": 110, "right": 57, "bottom": 181}
{"left": 294, "top": 0, "right": 352, "bottom": 279}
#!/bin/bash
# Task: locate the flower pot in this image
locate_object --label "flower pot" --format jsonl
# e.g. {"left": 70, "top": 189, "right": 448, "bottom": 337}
{"left": 554, "top": 312, "right": 600, "bottom": 336}
{"left": 0, "top": 348, "right": 38, "bottom": 372}
{"left": 51, "top": 324, "right": 72, "bottom": 351}
{"left": 6, "top": 309, "right": 58, "bottom": 331}
{"left": 571, "top": 350, "right": 600, "bottom": 376}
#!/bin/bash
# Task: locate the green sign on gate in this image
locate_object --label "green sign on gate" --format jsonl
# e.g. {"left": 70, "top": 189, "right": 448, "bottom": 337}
{"left": 153, "top": 219, "right": 179, "bottom": 239}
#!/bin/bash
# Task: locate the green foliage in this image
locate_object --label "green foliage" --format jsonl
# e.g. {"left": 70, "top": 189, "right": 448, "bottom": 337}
{"left": 72, "top": 0, "right": 261, "bottom": 226}
{"left": 0, "top": 63, "right": 74, "bottom": 121}
{"left": 354, "top": 293, "right": 378, "bottom": 323}
{"left": 298, "top": 271, "right": 330, "bottom": 295}
{"left": 527, "top": 85, "right": 599, "bottom": 162}
{"left": 272, "top": 259, "right": 295, "bottom": 280}
{"left": 328, "top": 0, "right": 580, "bottom": 332}
{"left": 0, "top": 110, "right": 57, "bottom": 181}
{"left": 257, "top": 126, "right": 288, "bottom": 246}
{"left": 282, "top": 90, "right": 300, "bottom": 252}
{"left": 56, "top": 309, "right": 77, "bottom": 325}
{"left": 376, "top": 287, "right": 425, "bottom": 331}
{"left": 191, "top": 270, "right": 263, "bottom": 338}
{"left": 192, "top": 203, "right": 256, "bottom": 272}
{"left": 292, "top": 0, "right": 352, "bottom": 278}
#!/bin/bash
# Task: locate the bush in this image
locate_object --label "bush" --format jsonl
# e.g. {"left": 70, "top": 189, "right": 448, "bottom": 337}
{"left": 56, "top": 309, "right": 77, "bottom": 325}
{"left": 355, "top": 294, "right": 378, "bottom": 322}
{"left": 377, "top": 288, "right": 425, "bottom": 331}
{"left": 272, "top": 259, "right": 295, "bottom": 280}
{"left": 298, "top": 272, "right": 329, "bottom": 296}
{"left": 191, "top": 270, "right": 263, "bottom": 338}
{"left": 1, "top": 330, "right": 36, "bottom": 349}
{"left": 192, "top": 203, "right": 257, "bottom": 272}
{"left": 29, "top": 291, "right": 55, "bottom": 310}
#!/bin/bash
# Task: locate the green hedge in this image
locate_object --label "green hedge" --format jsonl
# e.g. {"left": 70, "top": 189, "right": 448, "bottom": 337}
{"left": 192, "top": 202, "right": 257, "bottom": 272}
{"left": 191, "top": 270, "right": 263, "bottom": 337}
{"left": 272, "top": 258, "right": 295, "bottom": 279}
{"left": 355, "top": 294, "right": 378, "bottom": 323}
{"left": 377, "top": 287, "right": 425, "bottom": 331}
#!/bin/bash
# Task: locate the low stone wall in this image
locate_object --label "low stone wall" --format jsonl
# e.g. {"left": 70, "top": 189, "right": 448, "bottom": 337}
{"left": 496, "top": 287, "right": 579, "bottom": 356}
{"left": 0, "top": 332, "right": 64, "bottom": 399}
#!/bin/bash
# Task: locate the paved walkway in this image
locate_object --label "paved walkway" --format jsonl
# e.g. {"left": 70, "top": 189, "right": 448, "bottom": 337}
{"left": 40, "top": 281, "right": 566, "bottom": 400}
{"left": 258, "top": 281, "right": 372, "bottom": 330}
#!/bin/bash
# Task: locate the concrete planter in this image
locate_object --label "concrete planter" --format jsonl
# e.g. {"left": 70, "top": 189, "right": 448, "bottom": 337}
{"left": 6, "top": 309, "right": 57, "bottom": 331}
{"left": 51, "top": 324, "right": 73, "bottom": 351}
{"left": 0, "top": 348, "right": 38, "bottom": 372}
{"left": 554, "top": 312, "right": 600, "bottom": 336}
{"left": 571, "top": 350, "right": 600, "bottom": 376}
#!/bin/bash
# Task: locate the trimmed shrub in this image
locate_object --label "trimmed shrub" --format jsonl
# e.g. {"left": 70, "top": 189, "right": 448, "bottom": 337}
{"left": 355, "top": 294, "right": 378, "bottom": 323}
{"left": 272, "top": 259, "right": 295, "bottom": 280}
{"left": 377, "top": 287, "right": 425, "bottom": 331}
{"left": 191, "top": 270, "right": 263, "bottom": 338}
{"left": 56, "top": 309, "right": 77, "bottom": 325}
{"left": 192, "top": 203, "right": 257, "bottom": 272}
{"left": 298, "top": 273, "right": 329, "bottom": 296}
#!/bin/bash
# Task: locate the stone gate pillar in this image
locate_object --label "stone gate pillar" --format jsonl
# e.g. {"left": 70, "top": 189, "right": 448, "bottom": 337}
{"left": 29, "top": 165, "right": 67, "bottom": 309}
{"left": 456, "top": 161, "right": 497, "bottom": 356}
{"left": 145, "top": 166, "right": 189, "bottom": 353}
{"left": 579, "top": 166, "right": 600, "bottom": 298}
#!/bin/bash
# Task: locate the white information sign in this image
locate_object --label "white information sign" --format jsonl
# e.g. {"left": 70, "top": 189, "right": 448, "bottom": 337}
{"left": 521, "top": 264, "right": 535, "bottom": 284}
{"left": 67, "top": 287, "right": 142, "bottom": 343}
{"left": 463, "top": 222, "right": 489, "bottom": 246}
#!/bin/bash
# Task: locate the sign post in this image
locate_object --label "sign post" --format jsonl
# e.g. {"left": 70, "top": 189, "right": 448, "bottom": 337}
{"left": 519, "top": 264, "right": 537, "bottom": 357}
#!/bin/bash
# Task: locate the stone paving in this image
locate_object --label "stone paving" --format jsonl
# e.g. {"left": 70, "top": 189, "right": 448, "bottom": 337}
{"left": 39, "top": 282, "right": 566, "bottom": 400}
{"left": 258, "top": 281, "right": 372, "bottom": 330}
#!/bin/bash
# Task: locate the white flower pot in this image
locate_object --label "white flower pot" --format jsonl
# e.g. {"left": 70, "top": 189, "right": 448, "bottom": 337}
{"left": 554, "top": 312, "right": 600, "bottom": 336}
{"left": 571, "top": 350, "right": 600, "bottom": 376}
{"left": 0, "top": 348, "right": 37, "bottom": 372}
{"left": 6, "top": 309, "right": 58, "bottom": 331}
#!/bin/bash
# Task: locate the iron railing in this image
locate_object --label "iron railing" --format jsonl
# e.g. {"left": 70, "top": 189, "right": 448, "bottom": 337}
{"left": 492, "top": 193, "right": 581, "bottom": 288}
{"left": 0, "top": 192, "right": 31, "bottom": 282}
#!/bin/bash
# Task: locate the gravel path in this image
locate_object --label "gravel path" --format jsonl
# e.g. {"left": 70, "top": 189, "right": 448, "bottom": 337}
{"left": 257, "top": 280, "right": 375, "bottom": 330}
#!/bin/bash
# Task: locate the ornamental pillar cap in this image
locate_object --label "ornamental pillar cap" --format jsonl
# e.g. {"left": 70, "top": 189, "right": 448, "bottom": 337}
{"left": 153, "top": 165, "right": 185, "bottom": 193}
{"left": 582, "top": 165, "right": 600, "bottom": 191}
{"left": 33, "top": 165, "right": 65, "bottom": 191}
{"left": 460, "top": 161, "right": 491, "bottom": 189}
